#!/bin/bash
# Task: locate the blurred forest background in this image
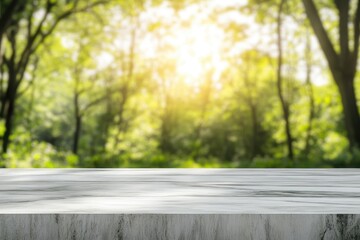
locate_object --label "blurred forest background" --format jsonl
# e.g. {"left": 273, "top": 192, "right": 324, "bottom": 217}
{"left": 1, "top": 0, "right": 360, "bottom": 168}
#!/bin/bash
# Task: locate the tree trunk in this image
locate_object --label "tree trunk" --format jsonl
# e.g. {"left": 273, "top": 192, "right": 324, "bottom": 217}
{"left": 160, "top": 113, "right": 172, "bottom": 153}
{"left": 277, "top": 0, "right": 294, "bottom": 160}
{"left": 302, "top": 0, "right": 360, "bottom": 149}
{"left": 304, "top": 77, "right": 315, "bottom": 156}
{"left": 1, "top": 67, "right": 17, "bottom": 154}
{"left": 101, "top": 93, "right": 113, "bottom": 152}
{"left": 72, "top": 115, "right": 82, "bottom": 155}
{"left": 73, "top": 84, "right": 81, "bottom": 155}
{"left": 2, "top": 97, "right": 15, "bottom": 154}
{"left": 192, "top": 78, "right": 211, "bottom": 161}
{"left": 2, "top": 96, "right": 15, "bottom": 154}
{"left": 242, "top": 55, "right": 260, "bottom": 160}
{"left": 250, "top": 103, "right": 259, "bottom": 159}
{"left": 304, "top": 28, "right": 315, "bottom": 156}
{"left": 336, "top": 76, "right": 360, "bottom": 148}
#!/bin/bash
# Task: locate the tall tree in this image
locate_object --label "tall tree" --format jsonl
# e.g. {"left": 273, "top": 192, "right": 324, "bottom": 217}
{"left": 192, "top": 75, "right": 212, "bottom": 161}
{"left": 70, "top": 40, "right": 111, "bottom": 157}
{"left": 277, "top": 0, "right": 294, "bottom": 159}
{"left": 302, "top": 0, "right": 360, "bottom": 148}
{"left": 240, "top": 52, "right": 263, "bottom": 159}
{"left": 303, "top": 26, "right": 316, "bottom": 156}
{"left": 0, "top": 0, "right": 109, "bottom": 154}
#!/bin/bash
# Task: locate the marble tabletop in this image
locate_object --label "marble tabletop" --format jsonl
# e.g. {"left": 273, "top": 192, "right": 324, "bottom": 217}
{"left": 0, "top": 169, "right": 359, "bottom": 214}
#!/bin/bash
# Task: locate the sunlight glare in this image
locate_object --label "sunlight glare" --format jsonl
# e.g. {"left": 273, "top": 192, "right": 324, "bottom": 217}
{"left": 173, "top": 23, "right": 225, "bottom": 88}
{"left": 96, "top": 52, "right": 114, "bottom": 70}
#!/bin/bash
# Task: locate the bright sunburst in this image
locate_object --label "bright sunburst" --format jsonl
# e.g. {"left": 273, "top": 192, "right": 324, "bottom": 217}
{"left": 173, "top": 23, "right": 226, "bottom": 88}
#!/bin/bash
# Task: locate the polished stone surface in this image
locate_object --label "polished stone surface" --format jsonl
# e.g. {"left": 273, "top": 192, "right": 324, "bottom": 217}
{"left": 1, "top": 169, "right": 360, "bottom": 239}
{"left": 0, "top": 169, "right": 360, "bottom": 214}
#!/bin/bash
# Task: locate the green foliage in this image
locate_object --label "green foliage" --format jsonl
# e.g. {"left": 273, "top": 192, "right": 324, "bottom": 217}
{"left": 0, "top": 0, "right": 359, "bottom": 168}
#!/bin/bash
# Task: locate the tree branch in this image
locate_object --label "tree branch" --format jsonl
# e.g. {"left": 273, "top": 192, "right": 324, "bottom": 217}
{"left": 16, "top": 0, "right": 54, "bottom": 83}
{"left": 0, "top": 0, "right": 20, "bottom": 37}
{"left": 26, "top": 1, "right": 36, "bottom": 41}
{"left": 80, "top": 88, "right": 117, "bottom": 116}
{"left": 31, "top": 0, "right": 111, "bottom": 58}
{"left": 80, "top": 94, "right": 109, "bottom": 116}
{"left": 353, "top": 0, "right": 360, "bottom": 70}
{"left": 302, "top": 0, "right": 339, "bottom": 74}
{"left": 336, "top": 1, "right": 350, "bottom": 67}
{"left": 17, "top": 57, "right": 39, "bottom": 98}
{"left": 16, "top": 0, "right": 110, "bottom": 88}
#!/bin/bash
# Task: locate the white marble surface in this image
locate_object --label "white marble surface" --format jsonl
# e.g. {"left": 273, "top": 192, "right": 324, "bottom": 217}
{"left": 0, "top": 169, "right": 359, "bottom": 214}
